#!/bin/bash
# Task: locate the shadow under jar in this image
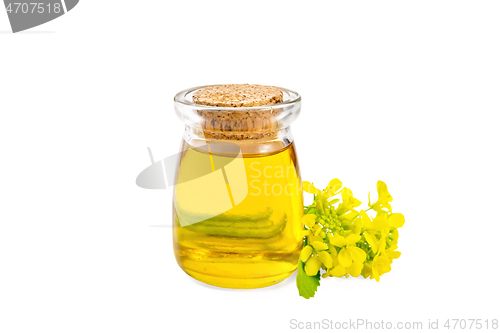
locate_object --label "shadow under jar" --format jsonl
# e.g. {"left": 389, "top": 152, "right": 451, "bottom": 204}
{"left": 173, "top": 84, "right": 303, "bottom": 289}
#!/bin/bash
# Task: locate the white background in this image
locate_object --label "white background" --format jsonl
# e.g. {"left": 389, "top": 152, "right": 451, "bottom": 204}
{"left": 1, "top": 1, "right": 499, "bottom": 332}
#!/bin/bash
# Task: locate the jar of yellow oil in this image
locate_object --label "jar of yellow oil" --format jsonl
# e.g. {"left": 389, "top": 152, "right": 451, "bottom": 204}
{"left": 173, "top": 84, "right": 303, "bottom": 288}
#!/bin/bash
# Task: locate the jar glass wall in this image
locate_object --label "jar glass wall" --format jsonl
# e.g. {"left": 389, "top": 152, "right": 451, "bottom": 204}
{"left": 172, "top": 85, "right": 303, "bottom": 288}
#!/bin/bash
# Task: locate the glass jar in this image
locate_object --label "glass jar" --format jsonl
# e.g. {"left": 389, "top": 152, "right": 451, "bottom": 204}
{"left": 172, "top": 84, "right": 303, "bottom": 289}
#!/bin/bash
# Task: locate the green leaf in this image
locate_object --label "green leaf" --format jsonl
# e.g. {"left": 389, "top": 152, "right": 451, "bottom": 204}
{"left": 296, "top": 260, "right": 320, "bottom": 299}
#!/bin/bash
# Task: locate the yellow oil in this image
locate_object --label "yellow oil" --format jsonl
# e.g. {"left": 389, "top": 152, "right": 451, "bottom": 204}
{"left": 172, "top": 140, "right": 303, "bottom": 289}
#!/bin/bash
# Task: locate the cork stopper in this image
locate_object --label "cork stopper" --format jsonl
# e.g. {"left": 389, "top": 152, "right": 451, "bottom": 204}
{"left": 192, "top": 84, "right": 285, "bottom": 140}
{"left": 193, "top": 84, "right": 283, "bottom": 107}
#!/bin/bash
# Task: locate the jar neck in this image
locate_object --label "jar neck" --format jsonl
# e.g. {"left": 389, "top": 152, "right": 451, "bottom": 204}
{"left": 183, "top": 125, "right": 294, "bottom": 155}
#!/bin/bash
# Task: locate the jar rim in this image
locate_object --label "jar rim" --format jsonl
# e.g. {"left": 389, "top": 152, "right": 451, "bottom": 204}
{"left": 174, "top": 84, "right": 301, "bottom": 111}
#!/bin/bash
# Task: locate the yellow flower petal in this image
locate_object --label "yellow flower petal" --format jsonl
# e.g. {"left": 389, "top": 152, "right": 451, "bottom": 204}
{"left": 389, "top": 229, "right": 399, "bottom": 241}
{"left": 299, "top": 245, "right": 313, "bottom": 262}
{"left": 372, "top": 266, "right": 380, "bottom": 282}
{"left": 328, "top": 244, "right": 337, "bottom": 256}
{"left": 387, "top": 244, "right": 398, "bottom": 252}
{"left": 361, "top": 264, "right": 372, "bottom": 279}
{"left": 352, "top": 198, "right": 362, "bottom": 208}
{"left": 308, "top": 235, "right": 323, "bottom": 244}
{"left": 338, "top": 248, "right": 352, "bottom": 267}
{"left": 390, "top": 250, "right": 401, "bottom": 260}
{"left": 377, "top": 180, "right": 393, "bottom": 202}
{"left": 331, "top": 265, "right": 347, "bottom": 277}
{"left": 305, "top": 256, "right": 322, "bottom": 276}
{"left": 363, "top": 232, "right": 378, "bottom": 253}
{"left": 302, "top": 181, "right": 321, "bottom": 195}
{"left": 312, "top": 241, "right": 328, "bottom": 252}
{"left": 373, "top": 256, "right": 391, "bottom": 277}
{"left": 388, "top": 213, "right": 405, "bottom": 228}
{"left": 349, "top": 246, "right": 367, "bottom": 263}
{"left": 360, "top": 210, "right": 372, "bottom": 228}
{"left": 376, "top": 235, "right": 386, "bottom": 255}
{"left": 346, "top": 234, "right": 361, "bottom": 245}
{"left": 386, "top": 245, "right": 401, "bottom": 260}
{"left": 361, "top": 262, "right": 372, "bottom": 279}
{"left": 387, "top": 229, "right": 399, "bottom": 248}
{"left": 327, "top": 232, "right": 334, "bottom": 243}
{"left": 373, "top": 215, "right": 389, "bottom": 231}
{"left": 319, "top": 251, "right": 333, "bottom": 268}
{"left": 379, "top": 201, "right": 393, "bottom": 213}
{"left": 378, "top": 257, "right": 392, "bottom": 274}
{"left": 330, "top": 235, "right": 347, "bottom": 247}
{"left": 346, "top": 262, "right": 364, "bottom": 277}
{"left": 302, "top": 214, "right": 316, "bottom": 228}
{"left": 327, "top": 178, "right": 342, "bottom": 193}
{"left": 341, "top": 187, "right": 353, "bottom": 202}
{"left": 331, "top": 253, "right": 339, "bottom": 267}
